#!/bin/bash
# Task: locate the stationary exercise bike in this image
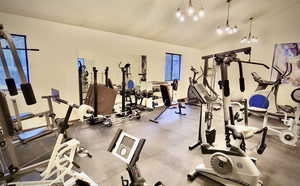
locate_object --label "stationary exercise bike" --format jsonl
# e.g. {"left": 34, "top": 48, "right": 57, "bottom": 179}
{"left": 108, "top": 129, "right": 163, "bottom": 186}
{"left": 188, "top": 48, "right": 268, "bottom": 186}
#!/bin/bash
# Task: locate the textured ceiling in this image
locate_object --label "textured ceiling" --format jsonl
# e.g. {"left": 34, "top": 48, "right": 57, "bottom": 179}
{"left": 0, "top": 0, "right": 299, "bottom": 49}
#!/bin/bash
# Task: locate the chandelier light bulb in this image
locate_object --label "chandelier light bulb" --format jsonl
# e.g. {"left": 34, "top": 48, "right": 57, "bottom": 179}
{"left": 240, "top": 37, "right": 247, "bottom": 43}
{"left": 251, "top": 36, "right": 258, "bottom": 43}
{"left": 225, "top": 25, "right": 231, "bottom": 33}
{"left": 176, "top": 8, "right": 181, "bottom": 18}
{"left": 187, "top": 6, "right": 194, "bottom": 16}
{"left": 198, "top": 8, "right": 205, "bottom": 17}
{"left": 216, "top": 26, "right": 223, "bottom": 35}
{"left": 193, "top": 15, "right": 199, "bottom": 21}
{"left": 232, "top": 26, "right": 238, "bottom": 33}
{"left": 179, "top": 15, "right": 185, "bottom": 22}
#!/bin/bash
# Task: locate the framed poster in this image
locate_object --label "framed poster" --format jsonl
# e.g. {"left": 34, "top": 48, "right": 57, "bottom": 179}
{"left": 271, "top": 43, "right": 300, "bottom": 86}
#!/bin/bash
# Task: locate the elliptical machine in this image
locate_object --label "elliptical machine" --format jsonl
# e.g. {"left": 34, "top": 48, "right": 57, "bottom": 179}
{"left": 187, "top": 66, "right": 203, "bottom": 106}
{"left": 108, "top": 129, "right": 163, "bottom": 186}
{"left": 248, "top": 64, "right": 299, "bottom": 145}
{"left": 188, "top": 48, "right": 268, "bottom": 186}
{"left": 249, "top": 63, "right": 294, "bottom": 119}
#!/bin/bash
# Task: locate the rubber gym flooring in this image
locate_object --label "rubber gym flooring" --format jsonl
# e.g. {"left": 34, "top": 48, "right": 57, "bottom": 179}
{"left": 19, "top": 105, "right": 300, "bottom": 185}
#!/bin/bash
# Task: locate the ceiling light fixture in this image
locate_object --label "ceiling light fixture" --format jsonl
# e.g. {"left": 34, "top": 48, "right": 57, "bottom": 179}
{"left": 241, "top": 17, "right": 259, "bottom": 44}
{"left": 216, "top": 0, "right": 238, "bottom": 35}
{"left": 175, "top": 0, "right": 205, "bottom": 22}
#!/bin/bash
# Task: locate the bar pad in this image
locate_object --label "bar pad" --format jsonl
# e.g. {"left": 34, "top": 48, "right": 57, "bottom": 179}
{"left": 5, "top": 78, "right": 18, "bottom": 96}
{"left": 20, "top": 83, "right": 37, "bottom": 105}
{"left": 224, "top": 80, "right": 230, "bottom": 97}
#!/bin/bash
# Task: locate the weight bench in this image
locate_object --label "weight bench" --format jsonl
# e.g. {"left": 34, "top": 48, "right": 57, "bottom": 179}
{"left": 11, "top": 112, "right": 35, "bottom": 122}
{"left": 2, "top": 94, "right": 56, "bottom": 143}
{"left": 11, "top": 112, "right": 53, "bottom": 143}
{"left": 150, "top": 84, "right": 185, "bottom": 123}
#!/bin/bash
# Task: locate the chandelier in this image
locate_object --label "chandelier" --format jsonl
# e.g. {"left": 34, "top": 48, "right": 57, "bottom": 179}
{"left": 240, "top": 17, "right": 259, "bottom": 44}
{"left": 216, "top": 0, "right": 238, "bottom": 35}
{"left": 175, "top": 0, "right": 205, "bottom": 22}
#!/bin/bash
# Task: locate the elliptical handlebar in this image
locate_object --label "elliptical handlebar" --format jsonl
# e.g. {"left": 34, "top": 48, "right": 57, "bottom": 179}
{"left": 190, "top": 66, "right": 199, "bottom": 74}
{"left": 255, "top": 127, "right": 268, "bottom": 154}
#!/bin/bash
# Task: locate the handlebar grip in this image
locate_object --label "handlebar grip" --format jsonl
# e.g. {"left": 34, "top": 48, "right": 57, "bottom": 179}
{"left": 239, "top": 77, "right": 245, "bottom": 92}
{"left": 57, "top": 98, "right": 68, "bottom": 105}
{"left": 224, "top": 80, "right": 230, "bottom": 97}
{"left": 257, "top": 144, "right": 267, "bottom": 155}
{"left": 5, "top": 78, "right": 18, "bottom": 96}
{"left": 20, "top": 83, "right": 36, "bottom": 105}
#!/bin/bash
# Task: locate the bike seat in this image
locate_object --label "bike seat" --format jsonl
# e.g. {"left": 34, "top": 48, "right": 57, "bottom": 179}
{"left": 233, "top": 125, "right": 260, "bottom": 139}
{"left": 248, "top": 106, "right": 267, "bottom": 113}
{"left": 251, "top": 72, "right": 275, "bottom": 85}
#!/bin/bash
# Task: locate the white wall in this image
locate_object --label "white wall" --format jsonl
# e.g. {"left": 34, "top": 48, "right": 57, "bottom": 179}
{"left": 0, "top": 12, "right": 201, "bottom": 128}
{"left": 199, "top": 2, "right": 300, "bottom": 106}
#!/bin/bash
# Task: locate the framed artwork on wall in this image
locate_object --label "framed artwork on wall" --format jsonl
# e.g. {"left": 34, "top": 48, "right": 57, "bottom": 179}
{"left": 271, "top": 43, "right": 300, "bottom": 86}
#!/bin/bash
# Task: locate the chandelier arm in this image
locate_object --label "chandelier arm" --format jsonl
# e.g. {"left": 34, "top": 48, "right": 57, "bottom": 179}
{"left": 226, "top": 0, "right": 231, "bottom": 25}
{"left": 249, "top": 18, "right": 253, "bottom": 38}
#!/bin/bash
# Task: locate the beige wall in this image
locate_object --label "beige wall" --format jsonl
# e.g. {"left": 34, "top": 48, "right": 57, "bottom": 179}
{"left": 0, "top": 12, "right": 201, "bottom": 128}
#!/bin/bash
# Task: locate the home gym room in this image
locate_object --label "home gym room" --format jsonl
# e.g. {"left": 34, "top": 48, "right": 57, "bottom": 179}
{"left": 0, "top": 0, "right": 299, "bottom": 185}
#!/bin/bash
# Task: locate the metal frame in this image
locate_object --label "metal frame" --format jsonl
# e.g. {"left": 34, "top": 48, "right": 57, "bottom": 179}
{"left": 0, "top": 34, "right": 30, "bottom": 86}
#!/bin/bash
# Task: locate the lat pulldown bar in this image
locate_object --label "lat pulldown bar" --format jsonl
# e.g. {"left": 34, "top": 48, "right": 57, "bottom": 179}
{"left": 0, "top": 24, "right": 36, "bottom": 105}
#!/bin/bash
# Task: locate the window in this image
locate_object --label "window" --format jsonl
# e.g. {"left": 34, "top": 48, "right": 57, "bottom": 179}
{"left": 0, "top": 34, "right": 29, "bottom": 90}
{"left": 165, "top": 53, "right": 181, "bottom": 81}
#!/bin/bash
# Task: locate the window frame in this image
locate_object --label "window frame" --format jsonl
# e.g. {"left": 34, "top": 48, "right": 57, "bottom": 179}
{"left": 165, "top": 52, "right": 182, "bottom": 81}
{"left": 0, "top": 34, "right": 30, "bottom": 90}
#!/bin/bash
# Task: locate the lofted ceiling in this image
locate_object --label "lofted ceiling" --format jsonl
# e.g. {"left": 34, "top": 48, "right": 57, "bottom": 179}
{"left": 0, "top": 0, "right": 299, "bottom": 49}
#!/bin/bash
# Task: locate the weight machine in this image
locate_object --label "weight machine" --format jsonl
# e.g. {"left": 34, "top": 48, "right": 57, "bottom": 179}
{"left": 116, "top": 63, "right": 141, "bottom": 119}
{"left": 6, "top": 89, "right": 97, "bottom": 186}
{"left": 188, "top": 47, "right": 268, "bottom": 186}
{"left": 0, "top": 24, "right": 36, "bottom": 105}
{"left": 85, "top": 67, "right": 113, "bottom": 126}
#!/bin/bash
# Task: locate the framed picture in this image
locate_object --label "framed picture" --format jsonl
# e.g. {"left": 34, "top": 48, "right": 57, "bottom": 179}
{"left": 271, "top": 43, "right": 300, "bottom": 86}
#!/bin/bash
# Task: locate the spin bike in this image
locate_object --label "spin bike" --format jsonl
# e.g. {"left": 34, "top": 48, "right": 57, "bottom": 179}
{"left": 108, "top": 129, "right": 163, "bottom": 186}
{"left": 188, "top": 48, "right": 268, "bottom": 186}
